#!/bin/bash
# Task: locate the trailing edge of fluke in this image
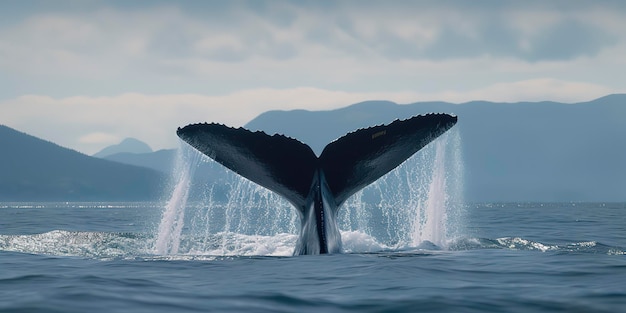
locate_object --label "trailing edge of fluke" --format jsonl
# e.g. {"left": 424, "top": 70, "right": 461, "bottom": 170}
{"left": 176, "top": 113, "right": 457, "bottom": 255}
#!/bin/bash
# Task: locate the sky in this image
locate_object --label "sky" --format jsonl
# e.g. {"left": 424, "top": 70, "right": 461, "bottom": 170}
{"left": 1, "top": 0, "right": 625, "bottom": 155}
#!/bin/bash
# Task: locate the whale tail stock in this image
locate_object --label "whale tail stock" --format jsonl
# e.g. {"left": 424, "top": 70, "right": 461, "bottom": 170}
{"left": 176, "top": 113, "right": 457, "bottom": 254}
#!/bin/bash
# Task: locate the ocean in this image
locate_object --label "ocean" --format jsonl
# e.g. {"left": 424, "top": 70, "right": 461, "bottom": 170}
{"left": 1, "top": 202, "right": 625, "bottom": 312}
{"left": 1, "top": 136, "right": 625, "bottom": 312}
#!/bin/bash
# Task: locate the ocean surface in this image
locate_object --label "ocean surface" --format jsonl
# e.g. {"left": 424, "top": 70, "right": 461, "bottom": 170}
{"left": 2, "top": 136, "right": 625, "bottom": 312}
{"left": 1, "top": 201, "right": 625, "bottom": 313}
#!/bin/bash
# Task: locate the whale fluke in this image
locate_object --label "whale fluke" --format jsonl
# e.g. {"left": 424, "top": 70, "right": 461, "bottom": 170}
{"left": 177, "top": 113, "right": 457, "bottom": 255}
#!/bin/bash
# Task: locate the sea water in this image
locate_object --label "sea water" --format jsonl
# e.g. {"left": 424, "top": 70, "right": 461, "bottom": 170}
{"left": 2, "top": 202, "right": 625, "bottom": 312}
{"left": 1, "top": 132, "right": 626, "bottom": 312}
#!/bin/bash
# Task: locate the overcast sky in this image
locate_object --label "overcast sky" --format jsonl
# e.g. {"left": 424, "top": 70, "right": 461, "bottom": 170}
{"left": 2, "top": 0, "right": 625, "bottom": 154}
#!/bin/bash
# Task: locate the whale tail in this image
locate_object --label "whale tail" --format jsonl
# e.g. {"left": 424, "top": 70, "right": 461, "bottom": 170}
{"left": 176, "top": 113, "right": 457, "bottom": 214}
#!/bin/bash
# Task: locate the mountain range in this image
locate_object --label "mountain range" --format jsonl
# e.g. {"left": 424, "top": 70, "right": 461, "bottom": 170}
{"left": 245, "top": 94, "right": 626, "bottom": 202}
{"left": 93, "top": 137, "right": 153, "bottom": 158}
{"left": 2, "top": 94, "right": 625, "bottom": 202}
{"left": 0, "top": 126, "right": 166, "bottom": 201}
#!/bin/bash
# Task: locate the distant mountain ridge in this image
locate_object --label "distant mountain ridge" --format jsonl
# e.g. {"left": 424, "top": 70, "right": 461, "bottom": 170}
{"left": 93, "top": 138, "right": 152, "bottom": 158}
{"left": 4, "top": 94, "right": 623, "bottom": 202}
{"left": 245, "top": 94, "right": 626, "bottom": 202}
{"left": 0, "top": 125, "right": 166, "bottom": 201}
{"left": 102, "top": 94, "right": 626, "bottom": 202}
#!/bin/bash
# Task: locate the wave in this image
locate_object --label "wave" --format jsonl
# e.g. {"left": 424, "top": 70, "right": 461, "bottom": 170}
{"left": 447, "top": 237, "right": 626, "bottom": 255}
{"left": 0, "top": 230, "right": 149, "bottom": 259}
{"left": 1, "top": 230, "right": 623, "bottom": 259}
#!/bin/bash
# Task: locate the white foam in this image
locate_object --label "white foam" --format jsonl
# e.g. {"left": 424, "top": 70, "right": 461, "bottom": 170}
{"left": 182, "top": 232, "right": 297, "bottom": 257}
{"left": 496, "top": 237, "right": 557, "bottom": 252}
{"left": 340, "top": 230, "right": 389, "bottom": 253}
{"left": 414, "top": 139, "right": 447, "bottom": 246}
{"left": 338, "top": 128, "right": 465, "bottom": 250}
{"left": 0, "top": 230, "right": 147, "bottom": 259}
{"left": 155, "top": 144, "right": 201, "bottom": 255}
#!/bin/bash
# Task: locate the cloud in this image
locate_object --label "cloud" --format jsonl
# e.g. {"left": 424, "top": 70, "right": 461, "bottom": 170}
{"left": 0, "top": 3, "right": 624, "bottom": 102}
{"left": 1, "top": 2, "right": 625, "bottom": 78}
{"left": 78, "top": 132, "right": 120, "bottom": 146}
{"left": 430, "top": 78, "right": 617, "bottom": 103}
{"left": 0, "top": 1, "right": 625, "bottom": 154}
